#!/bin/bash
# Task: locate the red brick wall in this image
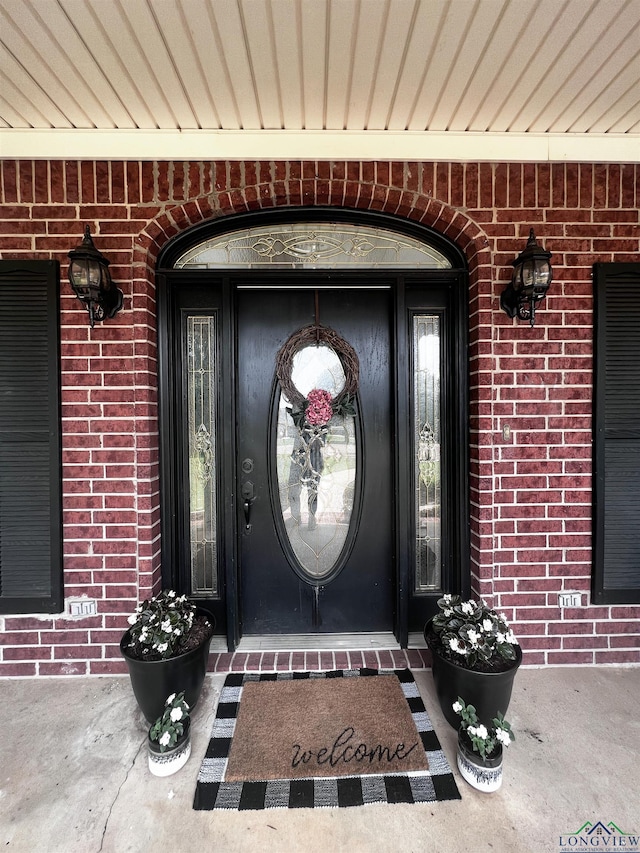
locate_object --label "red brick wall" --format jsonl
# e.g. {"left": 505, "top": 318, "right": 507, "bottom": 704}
{"left": 0, "top": 159, "right": 638, "bottom": 674}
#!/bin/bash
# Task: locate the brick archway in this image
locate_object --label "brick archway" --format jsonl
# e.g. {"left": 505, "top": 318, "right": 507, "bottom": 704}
{"left": 134, "top": 164, "right": 496, "bottom": 608}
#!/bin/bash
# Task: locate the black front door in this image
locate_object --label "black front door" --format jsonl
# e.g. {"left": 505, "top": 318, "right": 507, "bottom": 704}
{"left": 159, "top": 226, "right": 470, "bottom": 648}
{"left": 237, "top": 284, "right": 394, "bottom": 634}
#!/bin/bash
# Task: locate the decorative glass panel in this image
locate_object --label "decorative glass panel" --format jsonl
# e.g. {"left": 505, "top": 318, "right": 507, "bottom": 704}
{"left": 414, "top": 315, "right": 441, "bottom": 591}
{"left": 186, "top": 316, "right": 218, "bottom": 595}
{"left": 174, "top": 222, "right": 452, "bottom": 269}
{"left": 275, "top": 343, "right": 357, "bottom": 580}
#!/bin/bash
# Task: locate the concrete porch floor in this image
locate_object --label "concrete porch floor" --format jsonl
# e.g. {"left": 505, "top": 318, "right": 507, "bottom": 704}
{"left": 2, "top": 666, "right": 639, "bottom": 853}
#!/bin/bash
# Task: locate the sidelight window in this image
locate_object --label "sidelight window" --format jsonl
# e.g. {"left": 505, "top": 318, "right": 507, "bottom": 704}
{"left": 413, "top": 315, "right": 442, "bottom": 591}
{"left": 185, "top": 315, "right": 218, "bottom": 596}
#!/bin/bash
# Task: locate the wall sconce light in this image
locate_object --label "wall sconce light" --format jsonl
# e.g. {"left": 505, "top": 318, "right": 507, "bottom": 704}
{"left": 68, "top": 226, "right": 123, "bottom": 328}
{"left": 500, "top": 228, "right": 553, "bottom": 327}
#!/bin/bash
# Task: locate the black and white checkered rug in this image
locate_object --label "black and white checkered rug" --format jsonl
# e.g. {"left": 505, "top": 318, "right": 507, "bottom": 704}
{"left": 193, "top": 668, "right": 460, "bottom": 810}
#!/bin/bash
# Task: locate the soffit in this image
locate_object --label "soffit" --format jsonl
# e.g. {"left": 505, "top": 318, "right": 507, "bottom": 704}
{"left": 0, "top": 0, "right": 639, "bottom": 162}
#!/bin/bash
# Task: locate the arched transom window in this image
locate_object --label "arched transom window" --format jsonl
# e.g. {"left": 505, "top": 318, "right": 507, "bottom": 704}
{"left": 173, "top": 222, "right": 453, "bottom": 269}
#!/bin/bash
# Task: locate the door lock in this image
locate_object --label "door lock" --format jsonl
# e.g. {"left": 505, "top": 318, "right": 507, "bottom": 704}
{"left": 241, "top": 480, "right": 255, "bottom": 530}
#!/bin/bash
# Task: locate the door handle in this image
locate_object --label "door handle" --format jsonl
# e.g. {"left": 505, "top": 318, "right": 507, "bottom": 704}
{"left": 241, "top": 481, "right": 255, "bottom": 530}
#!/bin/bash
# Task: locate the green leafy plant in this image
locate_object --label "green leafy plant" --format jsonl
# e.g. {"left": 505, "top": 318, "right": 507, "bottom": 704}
{"left": 453, "top": 697, "right": 514, "bottom": 760}
{"left": 149, "top": 692, "right": 190, "bottom": 752}
{"left": 126, "top": 590, "right": 196, "bottom": 660}
{"left": 429, "top": 594, "right": 518, "bottom": 671}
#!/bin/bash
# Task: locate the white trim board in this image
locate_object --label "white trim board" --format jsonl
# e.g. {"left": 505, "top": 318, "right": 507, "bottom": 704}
{"left": 1, "top": 129, "right": 638, "bottom": 163}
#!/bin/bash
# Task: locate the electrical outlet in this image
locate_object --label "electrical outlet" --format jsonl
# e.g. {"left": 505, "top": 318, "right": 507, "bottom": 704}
{"left": 67, "top": 597, "right": 98, "bottom": 617}
{"left": 558, "top": 592, "right": 581, "bottom": 608}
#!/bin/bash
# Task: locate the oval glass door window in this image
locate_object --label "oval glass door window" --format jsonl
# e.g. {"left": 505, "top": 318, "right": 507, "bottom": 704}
{"left": 275, "top": 344, "right": 357, "bottom": 581}
{"left": 290, "top": 344, "right": 346, "bottom": 398}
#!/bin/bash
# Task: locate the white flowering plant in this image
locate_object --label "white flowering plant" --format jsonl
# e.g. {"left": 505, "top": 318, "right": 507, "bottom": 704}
{"left": 429, "top": 594, "right": 519, "bottom": 671}
{"left": 149, "top": 692, "right": 190, "bottom": 752}
{"left": 453, "top": 697, "right": 514, "bottom": 760}
{"left": 126, "top": 590, "right": 195, "bottom": 660}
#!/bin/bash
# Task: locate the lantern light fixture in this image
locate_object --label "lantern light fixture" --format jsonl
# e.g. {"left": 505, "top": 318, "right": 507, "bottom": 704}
{"left": 68, "top": 225, "right": 123, "bottom": 328}
{"left": 500, "top": 228, "right": 553, "bottom": 327}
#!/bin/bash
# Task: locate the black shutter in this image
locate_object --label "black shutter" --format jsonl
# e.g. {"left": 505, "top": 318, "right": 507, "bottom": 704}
{"left": 593, "top": 263, "right": 640, "bottom": 604}
{"left": 0, "top": 260, "right": 63, "bottom": 613}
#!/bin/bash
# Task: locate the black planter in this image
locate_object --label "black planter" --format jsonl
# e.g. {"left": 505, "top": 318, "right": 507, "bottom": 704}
{"left": 120, "top": 609, "right": 215, "bottom": 724}
{"left": 425, "top": 620, "right": 522, "bottom": 729}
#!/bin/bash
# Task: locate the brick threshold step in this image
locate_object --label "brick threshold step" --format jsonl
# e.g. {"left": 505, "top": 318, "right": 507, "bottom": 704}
{"left": 206, "top": 647, "right": 431, "bottom": 673}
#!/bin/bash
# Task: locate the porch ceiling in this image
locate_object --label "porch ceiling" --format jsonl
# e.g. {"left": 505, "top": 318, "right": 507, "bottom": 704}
{"left": 0, "top": 0, "right": 639, "bottom": 162}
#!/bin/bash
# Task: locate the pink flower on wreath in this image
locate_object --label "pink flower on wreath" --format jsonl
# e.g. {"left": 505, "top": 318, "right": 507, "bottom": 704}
{"left": 305, "top": 388, "right": 333, "bottom": 426}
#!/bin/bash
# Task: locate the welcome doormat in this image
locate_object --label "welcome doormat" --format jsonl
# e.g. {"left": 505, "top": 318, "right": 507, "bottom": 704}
{"left": 193, "top": 668, "right": 460, "bottom": 810}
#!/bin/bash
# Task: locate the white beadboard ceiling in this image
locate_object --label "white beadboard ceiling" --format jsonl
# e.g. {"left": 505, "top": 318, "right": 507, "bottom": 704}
{"left": 0, "top": 0, "right": 639, "bottom": 162}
